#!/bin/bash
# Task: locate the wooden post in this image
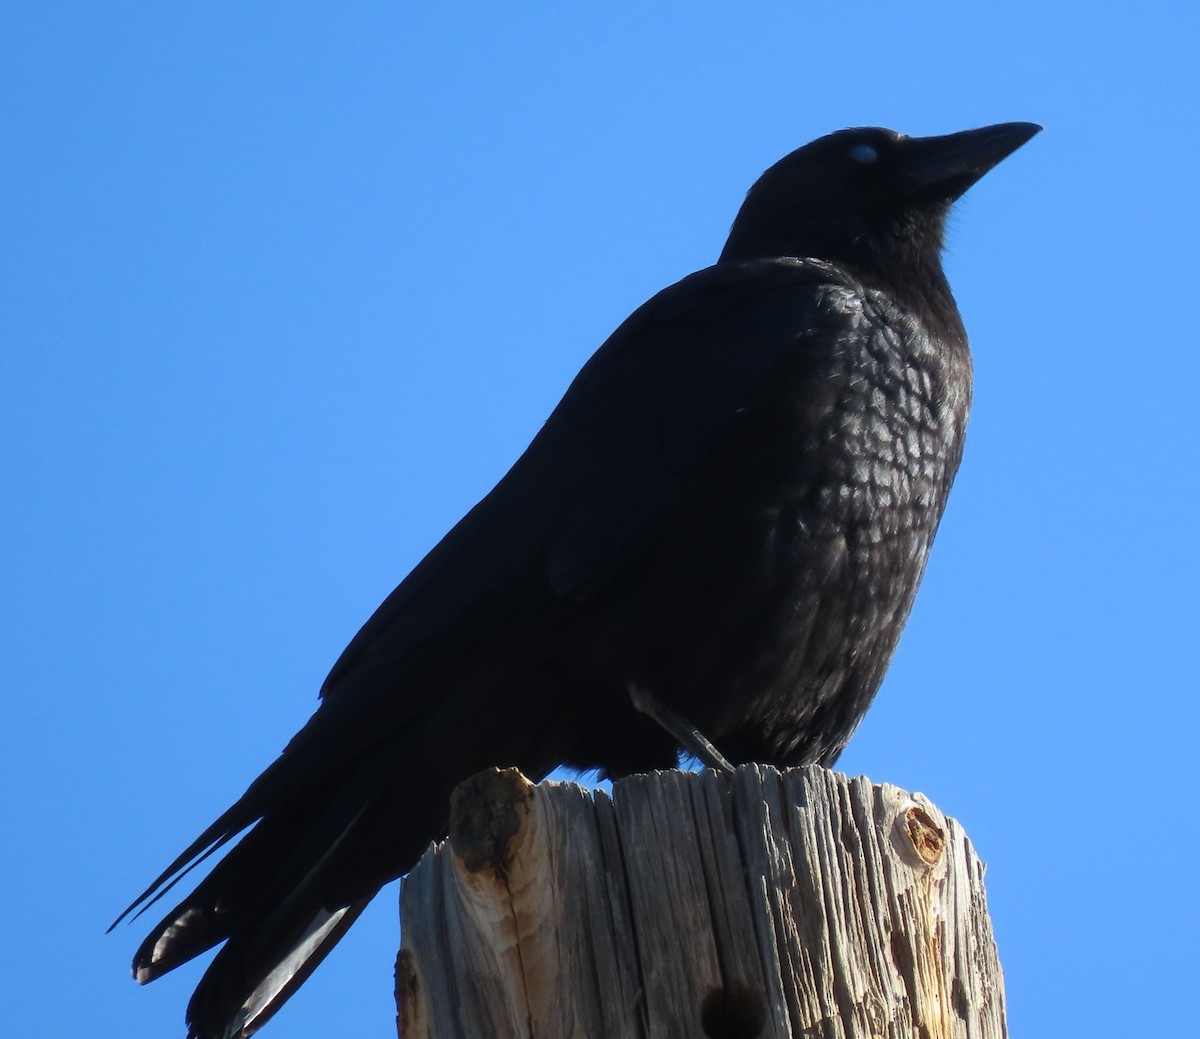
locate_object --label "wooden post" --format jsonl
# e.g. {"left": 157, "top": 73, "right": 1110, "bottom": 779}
{"left": 396, "top": 765, "right": 1007, "bottom": 1039}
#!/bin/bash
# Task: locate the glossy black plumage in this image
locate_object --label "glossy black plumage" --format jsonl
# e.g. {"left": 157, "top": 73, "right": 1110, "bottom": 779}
{"left": 117, "top": 122, "right": 1039, "bottom": 1039}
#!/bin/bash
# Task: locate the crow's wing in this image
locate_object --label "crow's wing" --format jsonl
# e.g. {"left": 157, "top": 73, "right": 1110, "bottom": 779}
{"left": 116, "top": 257, "right": 868, "bottom": 922}
{"left": 321, "top": 258, "right": 862, "bottom": 703}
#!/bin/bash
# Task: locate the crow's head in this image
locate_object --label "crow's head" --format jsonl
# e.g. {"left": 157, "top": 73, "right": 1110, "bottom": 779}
{"left": 720, "top": 122, "right": 1041, "bottom": 331}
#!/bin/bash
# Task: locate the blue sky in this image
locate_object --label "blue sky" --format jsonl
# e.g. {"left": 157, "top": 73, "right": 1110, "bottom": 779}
{"left": 4, "top": 4, "right": 1197, "bottom": 1037}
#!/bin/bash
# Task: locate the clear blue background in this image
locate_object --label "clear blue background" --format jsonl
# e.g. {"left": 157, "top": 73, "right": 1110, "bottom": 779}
{"left": 4, "top": 4, "right": 1196, "bottom": 1037}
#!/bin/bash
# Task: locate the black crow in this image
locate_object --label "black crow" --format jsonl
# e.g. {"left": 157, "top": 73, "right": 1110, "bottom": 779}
{"left": 116, "top": 122, "right": 1040, "bottom": 1038}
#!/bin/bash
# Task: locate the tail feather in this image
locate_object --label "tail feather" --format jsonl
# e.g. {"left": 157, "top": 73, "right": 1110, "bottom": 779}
{"left": 111, "top": 824, "right": 243, "bottom": 934}
{"left": 135, "top": 903, "right": 226, "bottom": 985}
{"left": 130, "top": 795, "right": 329, "bottom": 982}
{"left": 187, "top": 899, "right": 371, "bottom": 1039}
{"left": 112, "top": 745, "right": 339, "bottom": 936}
{"left": 128, "top": 807, "right": 381, "bottom": 1039}
{"left": 119, "top": 694, "right": 525, "bottom": 1037}
{"left": 179, "top": 787, "right": 389, "bottom": 1038}
{"left": 125, "top": 743, "right": 416, "bottom": 1039}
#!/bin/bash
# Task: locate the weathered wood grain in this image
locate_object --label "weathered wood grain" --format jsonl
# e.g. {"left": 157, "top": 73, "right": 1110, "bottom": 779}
{"left": 397, "top": 765, "right": 1006, "bottom": 1039}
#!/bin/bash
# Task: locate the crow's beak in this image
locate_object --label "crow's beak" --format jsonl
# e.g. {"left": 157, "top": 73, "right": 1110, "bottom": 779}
{"left": 899, "top": 122, "right": 1042, "bottom": 201}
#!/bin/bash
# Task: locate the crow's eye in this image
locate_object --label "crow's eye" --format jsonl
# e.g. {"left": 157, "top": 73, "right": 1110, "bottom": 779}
{"left": 850, "top": 143, "right": 879, "bottom": 165}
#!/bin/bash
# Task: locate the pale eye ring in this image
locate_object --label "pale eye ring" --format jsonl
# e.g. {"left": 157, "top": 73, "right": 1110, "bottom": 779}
{"left": 850, "top": 143, "right": 879, "bottom": 164}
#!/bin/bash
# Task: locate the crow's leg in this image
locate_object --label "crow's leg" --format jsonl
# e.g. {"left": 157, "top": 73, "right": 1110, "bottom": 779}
{"left": 627, "top": 685, "right": 735, "bottom": 775}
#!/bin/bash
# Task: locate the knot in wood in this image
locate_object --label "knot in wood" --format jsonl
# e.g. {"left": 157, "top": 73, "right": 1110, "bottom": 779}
{"left": 448, "top": 767, "right": 535, "bottom": 876}
{"left": 903, "top": 804, "right": 946, "bottom": 865}
{"left": 701, "top": 983, "right": 767, "bottom": 1038}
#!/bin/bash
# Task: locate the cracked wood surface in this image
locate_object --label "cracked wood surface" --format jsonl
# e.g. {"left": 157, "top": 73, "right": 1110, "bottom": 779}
{"left": 397, "top": 765, "right": 1006, "bottom": 1039}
